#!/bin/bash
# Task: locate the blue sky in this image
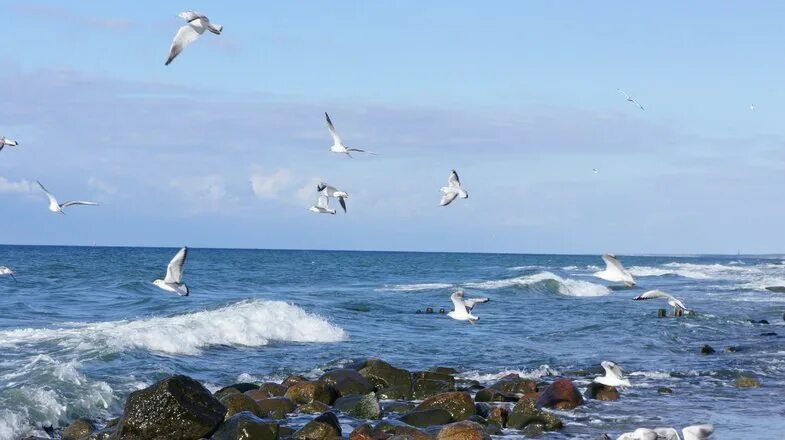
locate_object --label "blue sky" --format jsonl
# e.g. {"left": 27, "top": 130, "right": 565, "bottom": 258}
{"left": 0, "top": 1, "right": 784, "bottom": 254}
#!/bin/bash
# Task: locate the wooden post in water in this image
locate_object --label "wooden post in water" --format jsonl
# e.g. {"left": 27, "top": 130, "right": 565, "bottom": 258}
{"left": 674, "top": 309, "right": 684, "bottom": 317}
{"left": 658, "top": 309, "right": 667, "bottom": 318}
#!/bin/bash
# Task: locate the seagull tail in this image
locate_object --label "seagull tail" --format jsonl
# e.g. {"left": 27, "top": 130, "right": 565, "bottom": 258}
{"left": 209, "top": 24, "right": 223, "bottom": 34}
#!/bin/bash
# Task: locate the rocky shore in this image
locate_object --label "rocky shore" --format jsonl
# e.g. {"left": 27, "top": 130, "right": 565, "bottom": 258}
{"left": 45, "top": 358, "right": 618, "bottom": 440}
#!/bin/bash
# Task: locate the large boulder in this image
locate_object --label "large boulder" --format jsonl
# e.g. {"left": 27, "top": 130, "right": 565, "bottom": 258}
{"left": 333, "top": 392, "right": 382, "bottom": 419}
{"left": 374, "top": 420, "right": 434, "bottom": 440}
{"left": 256, "top": 397, "right": 296, "bottom": 419}
{"left": 358, "top": 359, "right": 413, "bottom": 399}
{"left": 114, "top": 375, "right": 226, "bottom": 440}
{"left": 436, "top": 421, "right": 490, "bottom": 440}
{"left": 415, "top": 392, "right": 476, "bottom": 421}
{"left": 535, "top": 378, "right": 583, "bottom": 410}
{"left": 489, "top": 374, "right": 537, "bottom": 395}
{"left": 292, "top": 411, "right": 342, "bottom": 440}
{"left": 246, "top": 383, "right": 288, "bottom": 400}
{"left": 282, "top": 374, "right": 310, "bottom": 388}
{"left": 212, "top": 411, "right": 279, "bottom": 440}
{"left": 412, "top": 372, "right": 456, "bottom": 399}
{"left": 349, "top": 423, "right": 376, "bottom": 440}
{"left": 382, "top": 401, "right": 417, "bottom": 414}
{"left": 487, "top": 406, "right": 508, "bottom": 428}
{"left": 321, "top": 369, "right": 374, "bottom": 396}
{"left": 219, "top": 393, "right": 264, "bottom": 419}
{"left": 583, "top": 382, "right": 620, "bottom": 401}
{"left": 399, "top": 409, "right": 454, "bottom": 427}
{"left": 473, "top": 388, "right": 517, "bottom": 402}
{"left": 298, "top": 401, "right": 332, "bottom": 414}
{"left": 62, "top": 418, "right": 96, "bottom": 440}
{"left": 506, "top": 397, "right": 563, "bottom": 432}
{"left": 285, "top": 380, "right": 338, "bottom": 405}
{"left": 214, "top": 383, "right": 260, "bottom": 400}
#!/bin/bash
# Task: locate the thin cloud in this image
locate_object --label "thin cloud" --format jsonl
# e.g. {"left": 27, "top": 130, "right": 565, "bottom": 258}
{"left": 0, "top": 177, "right": 33, "bottom": 194}
{"left": 8, "top": 3, "right": 135, "bottom": 31}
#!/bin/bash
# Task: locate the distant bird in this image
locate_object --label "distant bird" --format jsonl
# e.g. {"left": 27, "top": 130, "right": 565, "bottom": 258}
{"left": 682, "top": 424, "right": 714, "bottom": 440}
{"left": 617, "top": 89, "right": 645, "bottom": 111}
{"left": 750, "top": 104, "right": 755, "bottom": 112}
{"left": 0, "top": 137, "right": 19, "bottom": 153}
{"left": 309, "top": 194, "right": 336, "bottom": 215}
{"left": 317, "top": 182, "right": 348, "bottom": 213}
{"left": 439, "top": 170, "right": 469, "bottom": 206}
{"left": 448, "top": 290, "right": 482, "bottom": 323}
{"left": 36, "top": 181, "right": 98, "bottom": 214}
{"left": 594, "top": 360, "right": 631, "bottom": 389}
{"left": 593, "top": 168, "right": 599, "bottom": 174}
{"left": 0, "top": 266, "right": 16, "bottom": 282}
{"left": 634, "top": 290, "right": 689, "bottom": 314}
{"left": 593, "top": 254, "right": 636, "bottom": 287}
{"left": 153, "top": 247, "right": 189, "bottom": 296}
{"left": 325, "top": 113, "right": 375, "bottom": 157}
{"left": 165, "top": 11, "right": 223, "bottom": 66}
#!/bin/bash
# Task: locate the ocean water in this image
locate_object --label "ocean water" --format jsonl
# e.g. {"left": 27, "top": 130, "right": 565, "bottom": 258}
{"left": 1, "top": 246, "right": 784, "bottom": 439}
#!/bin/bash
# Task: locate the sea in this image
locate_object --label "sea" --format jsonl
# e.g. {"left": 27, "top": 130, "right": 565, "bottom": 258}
{"left": 1, "top": 245, "right": 784, "bottom": 439}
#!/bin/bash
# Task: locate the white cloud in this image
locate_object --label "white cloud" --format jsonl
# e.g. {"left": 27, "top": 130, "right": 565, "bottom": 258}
{"left": 250, "top": 168, "right": 293, "bottom": 199}
{"left": 0, "top": 177, "right": 33, "bottom": 194}
{"left": 87, "top": 177, "right": 117, "bottom": 195}
{"left": 169, "top": 175, "right": 235, "bottom": 214}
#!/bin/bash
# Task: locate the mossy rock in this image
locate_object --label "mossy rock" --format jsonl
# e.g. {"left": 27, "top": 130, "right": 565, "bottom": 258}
{"left": 436, "top": 420, "right": 490, "bottom": 440}
{"left": 256, "top": 397, "right": 296, "bottom": 419}
{"left": 285, "top": 380, "right": 338, "bottom": 405}
{"left": 321, "top": 369, "right": 374, "bottom": 396}
{"left": 399, "top": 409, "right": 454, "bottom": 427}
{"left": 506, "top": 397, "right": 562, "bottom": 432}
{"left": 62, "top": 418, "right": 96, "bottom": 440}
{"left": 220, "top": 393, "right": 264, "bottom": 419}
{"left": 415, "top": 392, "right": 476, "bottom": 421}
{"left": 359, "top": 359, "right": 413, "bottom": 399}
{"left": 333, "top": 392, "right": 382, "bottom": 419}
{"left": 212, "top": 411, "right": 279, "bottom": 440}
{"left": 292, "top": 411, "right": 342, "bottom": 440}
{"left": 735, "top": 376, "right": 761, "bottom": 388}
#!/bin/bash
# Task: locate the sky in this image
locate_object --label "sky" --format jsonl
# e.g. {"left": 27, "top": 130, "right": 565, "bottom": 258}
{"left": 1, "top": 1, "right": 785, "bottom": 254}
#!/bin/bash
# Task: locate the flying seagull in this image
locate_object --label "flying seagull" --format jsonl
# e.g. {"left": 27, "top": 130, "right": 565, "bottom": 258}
{"left": 617, "top": 89, "right": 645, "bottom": 111}
{"left": 165, "top": 11, "right": 223, "bottom": 66}
{"left": 0, "top": 266, "right": 16, "bottom": 282}
{"left": 309, "top": 194, "right": 336, "bottom": 215}
{"left": 317, "top": 182, "right": 348, "bottom": 213}
{"left": 440, "top": 170, "right": 469, "bottom": 206}
{"left": 448, "top": 290, "right": 483, "bottom": 323}
{"left": 634, "top": 290, "right": 689, "bottom": 314}
{"left": 750, "top": 104, "right": 755, "bottom": 112}
{"left": 682, "top": 424, "right": 714, "bottom": 440}
{"left": 593, "top": 168, "right": 599, "bottom": 174}
{"left": 325, "top": 112, "right": 376, "bottom": 157}
{"left": 594, "top": 360, "right": 631, "bottom": 389}
{"left": 36, "top": 181, "right": 98, "bottom": 214}
{"left": 0, "top": 137, "right": 19, "bottom": 153}
{"left": 153, "top": 247, "right": 189, "bottom": 296}
{"left": 593, "top": 254, "right": 636, "bottom": 287}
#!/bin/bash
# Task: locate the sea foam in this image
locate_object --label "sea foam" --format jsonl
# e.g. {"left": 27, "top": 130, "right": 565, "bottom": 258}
{"left": 464, "top": 272, "right": 610, "bottom": 297}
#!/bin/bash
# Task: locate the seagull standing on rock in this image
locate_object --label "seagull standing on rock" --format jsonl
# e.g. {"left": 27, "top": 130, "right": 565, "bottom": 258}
{"left": 634, "top": 290, "right": 689, "bottom": 314}
{"left": 439, "top": 170, "right": 469, "bottom": 206}
{"left": 317, "top": 182, "right": 348, "bottom": 213}
{"left": 594, "top": 360, "right": 631, "bottom": 389}
{"left": 0, "top": 137, "right": 19, "bottom": 153}
{"left": 153, "top": 247, "right": 189, "bottom": 296}
{"left": 165, "top": 11, "right": 223, "bottom": 65}
{"left": 593, "top": 254, "right": 636, "bottom": 287}
{"left": 36, "top": 181, "right": 98, "bottom": 214}
{"left": 325, "top": 113, "right": 375, "bottom": 157}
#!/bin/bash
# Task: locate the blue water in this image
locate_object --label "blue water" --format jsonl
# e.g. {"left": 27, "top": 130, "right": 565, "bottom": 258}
{"left": 1, "top": 246, "right": 784, "bottom": 439}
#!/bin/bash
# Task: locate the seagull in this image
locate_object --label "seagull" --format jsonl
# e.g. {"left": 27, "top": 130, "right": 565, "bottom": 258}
{"left": 593, "top": 254, "right": 636, "bottom": 287}
{"left": 325, "top": 113, "right": 376, "bottom": 157}
{"left": 309, "top": 194, "right": 336, "bottom": 215}
{"left": 682, "top": 424, "right": 714, "bottom": 440}
{"left": 0, "top": 137, "right": 19, "bottom": 153}
{"left": 634, "top": 290, "right": 689, "bottom": 314}
{"left": 594, "top": 360, "right": 631, "bottom": 389}
{"left": 448, "top": 290, "right": 482, "bottom": 323}
{"left": 615, "top": 428, "right": 659, "bottom": 440}
{"left": 317, "top": 182, "right": 348, "bottom": 213}
{"left": 152, "top": 247, "right": 189, "bottom": 296}
{"left": 165, "top": 11, "right": 223, "bottom": 66}
{"left": 36, "top": 181, "right": 98, "bottom": 214}
{"left": 652, "top": 428, "right": 681, "bottom": 440}
{"left": 593, "top": 168, "right": 599, "bottom": 174}
{"left": 0, "top": 266, "right": 16, "bottom": 282}
{"left": 440, "top": 170, "right": 469, "bottom": 206}
{"left": 617, "top": 89, "right": 645, "bottom": 111}
{"left": 750, "top": 104, "right": 755, "bottom": 112}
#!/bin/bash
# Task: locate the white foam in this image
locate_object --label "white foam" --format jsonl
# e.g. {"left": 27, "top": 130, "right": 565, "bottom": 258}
{"left": 0, "top": 300, "right": 347, "bottom": 355}
{"left": 627, "top": 266, "right": 712, "bottom": 279}
{"left": 458, "top": 365, "right": 559, "bottom": 383}
{"left": 464, "top": 272, "right": 610, "bottom": 297}
{"left": 377, "top": 283, "right": 453, "bottom": 292}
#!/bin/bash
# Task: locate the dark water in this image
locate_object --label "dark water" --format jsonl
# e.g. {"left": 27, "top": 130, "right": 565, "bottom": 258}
{"left": 1, "top": 245, "right": 784, "bottom": 439}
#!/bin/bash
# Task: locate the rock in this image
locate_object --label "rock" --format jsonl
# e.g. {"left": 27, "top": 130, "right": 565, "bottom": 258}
{"left": 256, "top": 397, "right": 296, "bottom": 419}
{"left": 657, "top": 387, "right": 673, "bottom": 395}
{"left": 214, "top": 383, "right": 260, "bottom": 400}
{"left": 219, "top": 393, "right": 264, "bottom": 419}
{"left": 489, "top": 374, "right": 537, "bottom": 395}
{"left": 583, "top": 382, "right": 619, "bottom": 401}
{"left": 473, "top": 403, "right": 490, "bottom": 418}
{"left": 292, "top": 411, "right": 342, "bottom": 440}
{"left": 506, "top": 397, "right": 563, "bottom": 432}
{"left": 484, "top": 423, "right": 502, "bottom": 436}
{"left": 285, "top": 380, "right": 338, "bottom": 405}
{"left": 487, "top": 407, "right": 508, "bottom": 428}
{"left": 298, "top": 400, "right": 332, "bottom": 414}
{"left": 349, "top": 423, "right": 376, "bottom": 440}
{"left": 212, "top": 411, "right": 279, "bottom": 440}
{"left": 535, "top": 378, "right": 583, "bottom": 410}
{"left": 725, "top": 346, "right": 740, "bottom": 353}
{"left": 114, "top": 375, "right": 226, "bottom": 440}
{"left": 62, "top": 418, "right": 96, "bottom": 440}
{"left": 83, "top": 427, "right": 116, "bottom": 440}
{"left": 412, "top": 372, "right": 456, "bottom": 399}
{"left": 400, "top": 409, "right": 454, "bottom": 427}
{"left": 455, "top": 379, "right": 483, "bottom": 392}
{"left": 761, "top": 332, "right": 777, "bottom": 336}
{"left": 282, "top": 374, "right": 310, "bottom": 388}
{"left": 430, "top": 367, "right": 458, "bottom": 375}
{"left": 334, "top": 392, "right": 382, "bottom": 419}
{"left": 359, "top": 359, "right": 413, "bottom": 399}
{"left": 436, "top": 421, "right": 490, "bottom": 440}
{"left": 415, "top": 392, "right": 476, "bottom": 421}
{"left": 375, "top": 420, "right": 434, "bottom": 440}
{"left": 279, "top": 425, "right": 296, "bottom": 437}
{"left": 382, "top": 400, "right": 417, "bottom": 414}
{"left": 474, "top": 388, "right": 517, "bottom": 402}
{"left": 701, "top": 344, "right": 715, "bottom": 355}
{"left": 247, "top": 382, "right": 288, "bottom": 400}
{"left": 321, "top": 369, "right": 374, "bottom": 396}
{"left": 748, "top": 319, "right": 770, "bottom": 324}
{"left": 735, "top": 376, "right": 761, "bottom": 388}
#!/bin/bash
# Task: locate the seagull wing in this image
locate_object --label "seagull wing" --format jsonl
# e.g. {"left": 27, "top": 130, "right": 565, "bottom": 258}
{"left": 448, "top": 170, "right": 461, "bottom": 188}
{"left": 164, "top": 247, "right": 188, "bottom": 284}
{"left": 450, "top": 291, "right": 468, "bottom": 313}
{"left": 682, "top": 424, "right": 714, "bottom": 440}
{"left": 37, "top": 181, "right": 58, "bottom": 206}
{"left": 317, "top": 195, "right": 330, "bottom": 209}
{"left": 60, "top": 201, "right": 99, "bottom": 208}
{"left": 632, "top": 99, "right": 645, "bottom": 111}
{"left": 653, "top": 427, "right": 680, "bottom": 440}
{"left": 165, "top": 24, "right": 204, "bottom": 65}
{"left": 440, "top": 190, "right": 459, "bottom": 206}
{"left": 464, "top": 297, "right": 489, "bottom": 311}
{"left": 347, "top": 148, "right": 377, "bottom": 155}
{"left": 178, "top": 11, "right": 205, "bottom": 22}
{"left": 602, "top": 254, "right": 627, "bottom": 274}
{"left": 320, "top": 184, "right": 339, "bottom": 197}
{"left": 617, "top": 89, "right": 631, "bottom": 100}
{"left": 338, "top": 197, "right": 347, "bottom": 213}
{"left": 325, "top": 112, "right": 342, "bottom": 145}
{"left": 601, "top": 360, "right": 625, "bottom": 379}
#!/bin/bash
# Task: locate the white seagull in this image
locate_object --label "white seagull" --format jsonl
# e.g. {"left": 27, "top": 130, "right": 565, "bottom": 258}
{"left": 317, "top": 182, "right": 348, "bottom": 213}
{"left": 325, "top": 113, "right": 375, "bottom": 157}
{"left": 439, "top": 170, "right": 469, "bottom": 206}
{"left": 616, "top": 428, "right": 659, "bottom": 440}
{"left": 615, "top": 424, "right": 713, "bottom": 440}
{"left": 36, "top": 181, "right": 98, "bottom": 214}
{"left": 594, "top": 254, "right": 636, "bottom": 287}
{"left": 153, "top": 247, "right": 189, "bottom": 296}
{"left": 682, "top": 424, "right": 714, "bottom": 440}
{"left": 0, "top": 136, "right": 19, "bottom": 153}
{"left": 0, "top": 266, "right": 16, "bottom": 282}
{"left": 750, "top": 104, "right": 755, "bottom": 112}
{"left": 594, "top": 360, "right": 631, "bottom": 389}
{"left": 448, "top": 290, "right": 483, "bottom": 323}
{"left": 309, "top": 194, "right": 336, "bottom": 215}
{"left": 165, "top": 11, "right": 223, "bottom": 66}
{"left": 634, "top": 290, "right": 689, "bottom": 314}
{"left": 617, "top": 89, "right": 645, "bottom": 111}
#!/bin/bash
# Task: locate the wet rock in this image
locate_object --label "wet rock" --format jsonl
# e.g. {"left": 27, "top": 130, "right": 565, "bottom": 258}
{"left": 349, "top": 423, "right": 376, "bottom": 440}
{"left": 583, "top": 382, "right": 620, "bottom": 401}
{"left": 436, "top": 420, "right": 490, "bottom": 440}
{"left": 292, "top": 411, "right": 342, "bottom": 440}
{"left": 282, "top": 374, "right": 310, "bottom": 388}
{"left": 489, "top": 374, "right": 537, "bottom": 395}
{"left": 114, "top": 375, "right": 226, "bottom": 440}
{"left": 487, "top": 406, "right": 508, "bottom": 428}
{"left": 725, "top": 346, "right": 740, "bottom": 353}
{"left": 334, "top": 392, "right": 382, "bottom": 419}
{"left": 248, "top": 382, "right": 288, "bottom": 399}
{"left": 658, "top": 387, "right": 673, "bottom": 395}
{"left": 761, "top": 332, "right": 778, "bottom": 336}
{"left": 473, "top": 403, "right": 490, "bottom": 418}
{"left": 359, "top": 359, "right": 413, "bottom": 399}
{"left": 415, "top": 391, "right": 476, "bottom": 421}
{"left": 484, "top": 423, "right": 503, "bottom": 436}
{"left": 375, "top": 420, "right": 434, "bottom": 440}
{"left": 220, "top": 393, "right": 264, "bottom": 419}
{"left": 455, "top": 379, "right": 483, "bottom": 392}
{"left": 535, "top": 378, "right": 583, "bottom": 410}
{"left": 506, "top": 397, "right": 563, "bottom": 432}
{"left": 256, "top": 396, "right": 296, "bottom": 419}
{"left": 279, "top": 425, "right": 296, "bottom": 437}
{"left": 412, "top": 372, "right": 455, "bottom": 400}
{"left": 400, "top": 409, "right": 454, "bottom": 427}
{"left": 212, "top": 411, "right": 279, "bottom": 440}
{"left": 701, "top": 344, "right": 715, "bottom": 355}
{"left": 474, "top": 388, "right": 517, "bottom": 402}
{"left": 83, "top": 427, "right": 116, "bottom": 440}
{"left": 321, "top": 369, "right": 374, "bottom": 396}
{"left": 214, "top": 383, "right": 259, "bottom": 400}
{"left": 749, "top": 319, "right": 770, "bottom": 324}
{"left": 63, "top": 417, "right": 96, "bottom": 440}
{"left": 382, "top": 400, "right": 417, "bottom": 414}
{"left": 285, "top": 380, "right": 338, "bottom": 405}
{"left": 467, "top": 415, "right": 487, "bottom": 426}
{"left": 430, "top": 367, "right": 459, "bottom": 375}
{"left": 298, "top": 400, "right": 332, "bottom": 414}
{"left": 735, "top": 376, "right": 761, "bottom": 388}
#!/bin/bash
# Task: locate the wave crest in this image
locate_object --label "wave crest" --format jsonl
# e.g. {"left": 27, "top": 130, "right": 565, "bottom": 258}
{"left": 464, "top": 272, "right": 610, "bottom": 297}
